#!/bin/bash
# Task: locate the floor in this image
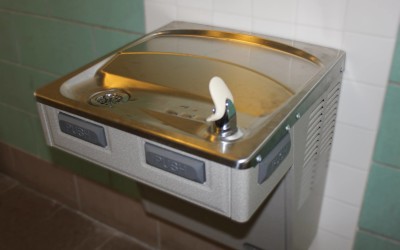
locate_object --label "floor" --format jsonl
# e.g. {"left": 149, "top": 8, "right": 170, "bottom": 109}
{"left": 0, "top": 173, "right": 149, "bottom": 250}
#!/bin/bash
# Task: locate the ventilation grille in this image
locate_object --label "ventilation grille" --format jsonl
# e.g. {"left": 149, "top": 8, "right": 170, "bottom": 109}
{"left": 298, "top": 82, "right": 341, "bottom": 209}
{"left": 320, "top": 85, "right": 341, "bottom": 154}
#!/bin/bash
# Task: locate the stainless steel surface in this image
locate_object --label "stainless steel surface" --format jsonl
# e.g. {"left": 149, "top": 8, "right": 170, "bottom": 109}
{"left": 209, "top": 99, "right": 240, "bottom": 141}
{"left": 35, "top": 21, "right": 345, "bottom": 169}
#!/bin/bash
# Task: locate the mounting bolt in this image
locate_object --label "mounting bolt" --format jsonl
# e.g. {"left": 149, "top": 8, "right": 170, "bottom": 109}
{"left": 256, "top": 155, "right": 262, "bottom": 163}
{"left": 295, "top": 113, "right": 301, "bottom": 119}
{"left": 285, "top": 124, "right": 290, "bottom": 131}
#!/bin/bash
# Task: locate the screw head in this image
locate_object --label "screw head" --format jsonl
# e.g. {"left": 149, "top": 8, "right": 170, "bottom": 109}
{"left": 256, "top": 155, "right": 262, "bottom": 163}
{"left": 285, "top": 125, "right": 290, "bottom": 131}
{"left": 296, "top": 113, "right": 301, "bottom": 119}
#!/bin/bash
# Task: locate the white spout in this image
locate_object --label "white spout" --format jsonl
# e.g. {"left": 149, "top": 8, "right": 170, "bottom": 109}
{"left": 206, "top": 76, "right": 234, "bottom": 122}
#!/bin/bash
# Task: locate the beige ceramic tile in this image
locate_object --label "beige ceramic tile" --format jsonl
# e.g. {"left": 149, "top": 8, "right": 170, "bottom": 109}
{"left": 76, "top": 176, "right": 158, "bottom": 248}
{"left": 9, "top": 148, "right": 79, "bottom": 209}
{"left": 0, "top": 173, "right": 18, "bottom": 193}
{"left": 100, "top": 234, "right": 150, "bottom": 250}
{"left": 159, "top": 221, "right": 228, "bottom": 250}
{"left": 0, "top": 183, "right": 123, "bottom": 250}
{"left": 0, "top": 142, "right": 15, "bottom": 174}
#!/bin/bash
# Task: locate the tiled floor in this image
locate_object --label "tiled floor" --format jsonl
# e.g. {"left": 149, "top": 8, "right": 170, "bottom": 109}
{"left": 0, "top": 173, "right": 149, "bottom": 250}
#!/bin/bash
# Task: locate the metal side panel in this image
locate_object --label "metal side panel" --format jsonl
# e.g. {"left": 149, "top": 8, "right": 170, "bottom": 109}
{"left": 286, "top": 100, "right": 317, "bottom": 250}
{"left": 37, "top": 103, "right": 54, "bottom": 147}
{"left": 286, "top": 75, "right": 342, "bottom": 250}
{"left": 41, "top": 104, "right": 232, "bottom": 216}
{"left": 140, "top": 175, "right": 287, "bottom": 250}
{"left": 230, "top": 132, "right": 293, "bottom": 222}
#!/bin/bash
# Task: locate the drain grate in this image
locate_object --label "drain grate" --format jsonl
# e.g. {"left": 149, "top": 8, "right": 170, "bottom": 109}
{"left": 89, "top": 89, "right": 130, "bottom": 107}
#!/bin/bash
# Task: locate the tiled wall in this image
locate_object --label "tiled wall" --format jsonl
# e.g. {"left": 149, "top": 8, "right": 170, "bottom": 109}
{"left": 0, "top": 0, "right": 145, "bottom": 196}
{"left": 1, "top": 0, "right": 400, "bottom": 250}
{"left": 354, "top": 28, "right": 400, "bottom": 249}
{"left": 143, "top": 1, "right": 400, "bottom": 249}
{"left": 0, "top": 141, "right": 228, "bottom": 249}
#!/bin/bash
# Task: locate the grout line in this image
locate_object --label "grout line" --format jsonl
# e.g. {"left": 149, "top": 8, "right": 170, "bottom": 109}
{"left": 251, "top": 16, "right": 302, "bottom": 30}
{"left": 15, "top": 32, "right": 22, "bottom": 64}
{"left": 319, "top": 226, "right": 356, "bottom": 241}
{"left": 0, "top": 179, "right": 19, "bottom": 195}
{"left": 9, "top": 181, "right": 66, "bottom": 221}
{"left": 1, "top": 146, "right": 157, "bottom": 250}
{"left": 342, "top": 29, "right": 399, "bottom": 40}
{"left": 0, "top": 58, "right": 60, "bottom": 77}
{"left": 329, "top": 157, "right": 370, "bottom": 173}
{"left": 372, "top": 160, "right": 400, "bottom": 172}
{"left": 0, "top": 8, "right": 145, "bottom": 35}
{"left": 318, "top": 227, "right": 355, "bottom": 242}
{"left": 294, "top": 21, "right": 348, "bottom": 33}
{"left": 329, "top": 160, "right": 369, "bottom": 173}
{"left": 0, "top": 138, "right": 52, "bottom": 166}
{"left": 7, "top": 143, "right": 17, "bottom": 172}
{"left": 0, "top": 102, "right": 40, "bottom": 118}
{"left": 358, "top": 229, "right": 400, "bottom": 246}
{"left": 43, "top": 204, "right": 64, "bottom": 221}
{"left": 1, "top": 170, "right": 155, "bottom": 250}
{"left": 389, "top": 81, "right": 400, "bottom": 87}
{"left": 250, "top": 0, "right": 254, "bottom": 32}
{"left": 323, "top": 195, "right": 361, "bottom": 210}
{"left": 64, "top": 199, "right": 155, "bottom": 250}
{"left": 13, "top": 180, "right": 57, "bottom": 203}
{"left": 324, "top": 193, "right": 362, "bottom": 208}
{"left": 73, "top": 175, "right": 82, "bottom": 211}
{"left": 0, "top": 182, "right": 19, "bottom": 194}
{"left": 211, "top": 0, "right": 215, "bottom": 27}
{"left": 156, "top": 221, "right": 162, "bottom": 250}
{"left": 293, "top": 0, "right": 300, "bottom": 39}
{"left": 341, "top": 77, "right": 388, "bottom": 89}
{"left": 339, "top": 0, "right": 351, "bottom": 50}
{"left": 334, "top": 119, "right": 377, "bottom": 132}
{"left": 95, "top": 233, "right": 115, "bottom": 250}
{"left": 77, "top": 224, "right": 116, "bottom": 250}
{"left": 89, "top": 28, "right": 98, "bottom": 57}
{"left": 4, "top": 142, "right": 17, "bottom": 171}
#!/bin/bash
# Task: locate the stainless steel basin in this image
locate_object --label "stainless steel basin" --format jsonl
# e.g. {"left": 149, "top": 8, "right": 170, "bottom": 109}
{"left": 35, "top": 22, "right": 344, "bottom": 169}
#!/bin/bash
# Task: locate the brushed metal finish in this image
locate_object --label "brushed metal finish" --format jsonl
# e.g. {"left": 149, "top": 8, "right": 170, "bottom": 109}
{"left": 35, "top": 22, "right": 345, "bottom": 169}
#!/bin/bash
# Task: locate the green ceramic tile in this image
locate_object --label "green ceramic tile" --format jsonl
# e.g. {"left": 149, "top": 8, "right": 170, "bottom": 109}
{"left": 359, "top": 163, "right": 400, "bottom": 241}
{"left": 374, "top": 84, "right": 400, "bottom": 169}
{"left": 109, "top": 172, "right": 141, "bottom": 199}
{"left": 0, "top": 104, "right": 36, "bottom": 154}
{"left": 47, "top": 0, "right": 145, "bottom": 33}
{"left": 31, "top": 115, "right": 53, "bottom": 161}
{"left": 0, "top": 0, "right": 48, "bottom": 14}
{"left": 0, "top": 62, "right": 56, "bottom": 115}
{"left": 354, "top": 230, "right": 400, "bottom": 250}
{"left": 77, "top": 160, "right": 111, "bottom": 186}
{"left": 92, "top": 28, "right": 142, "bottom": 57}
{"left": 14, "top": 14, "right": 95, "bottom": 75}
{"left": 389, "top": 27, "right": 400, "bottom": 83}
{"left": 0, "top": 12, "right": 19, "bottom": 62}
